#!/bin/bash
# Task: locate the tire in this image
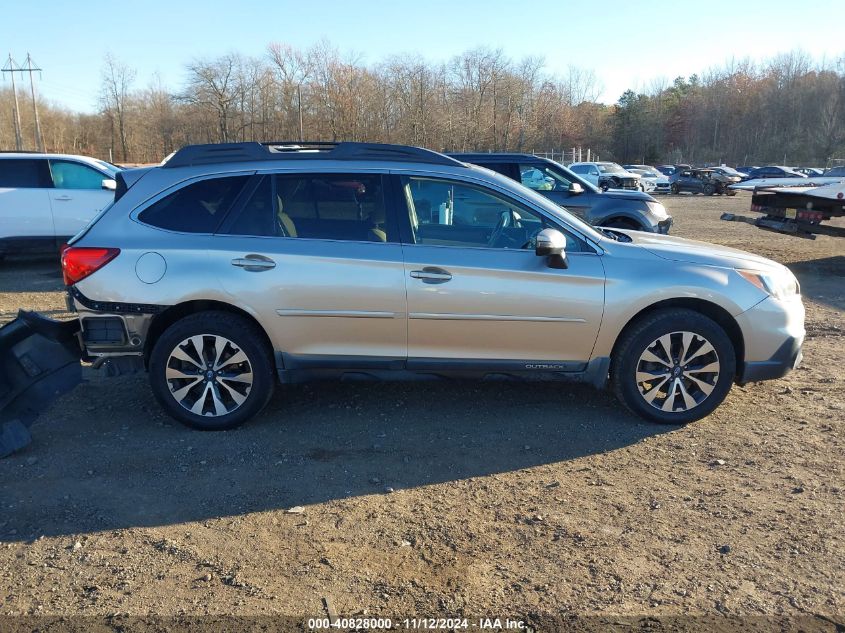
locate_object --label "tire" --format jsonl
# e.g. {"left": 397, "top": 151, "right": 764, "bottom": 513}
{"left": 149, "top": 311, "right": 275, "bottom": 430}
{"left": 611, "top": 309, "right": 736, "bottom": 425}
{"left": 703, "top": 183, "right": 715, "bottom": 195}
{"left": 670, "top": 183, "right": 679, "bottom": 194}
{"left": 727, "top": 190, "right": 737, "bottom": 197}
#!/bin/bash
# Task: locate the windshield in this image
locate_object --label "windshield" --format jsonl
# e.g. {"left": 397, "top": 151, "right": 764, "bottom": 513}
{"left": 717, "top": 166, "right": 741, "bottom": 176}
{"left": 598, "top": 162, "right": 625, "bottom": 174}
{"left": 467, "top": 165, "right": 605, "bottom": 244}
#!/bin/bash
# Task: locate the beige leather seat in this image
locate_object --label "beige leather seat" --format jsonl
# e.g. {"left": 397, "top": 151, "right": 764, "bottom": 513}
{"left": 276, "top": 196, "right": 297, "bottom": 237}
{"left": 367, "top": 205, "right": 387, "bottom": 242}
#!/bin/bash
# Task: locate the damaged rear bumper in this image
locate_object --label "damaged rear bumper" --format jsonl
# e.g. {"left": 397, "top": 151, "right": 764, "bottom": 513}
{"left": 0, "top": 311, "right": 83, "bottom": 456}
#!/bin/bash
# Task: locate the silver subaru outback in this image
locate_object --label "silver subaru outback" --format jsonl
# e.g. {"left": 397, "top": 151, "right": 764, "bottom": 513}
{"left": 55, "top": 142, "right": 804, "bottom": 430}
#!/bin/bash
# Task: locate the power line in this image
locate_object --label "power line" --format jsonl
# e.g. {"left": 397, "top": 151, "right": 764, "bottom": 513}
{"left": 1, "top": 52, "right": 44, "bottom": 151}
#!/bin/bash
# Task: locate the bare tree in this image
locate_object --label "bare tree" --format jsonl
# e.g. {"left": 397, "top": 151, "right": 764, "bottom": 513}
{"left": 100, "top": 53, "right": 136, "bottom": 162}
{"left": 268, "top": 43, "right": 314, "bottom": 140}
{"left": 183, "top": 54, "right": 243, "bottom": 143}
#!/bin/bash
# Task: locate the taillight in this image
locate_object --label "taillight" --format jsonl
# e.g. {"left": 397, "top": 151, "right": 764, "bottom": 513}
{"left": 61, "top": 247, "right": 120, "bottom": 286}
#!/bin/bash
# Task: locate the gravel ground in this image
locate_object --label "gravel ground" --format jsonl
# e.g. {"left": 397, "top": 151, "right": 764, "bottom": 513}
{"left": 0, "top": 193, "right": 842, "bottom": 629}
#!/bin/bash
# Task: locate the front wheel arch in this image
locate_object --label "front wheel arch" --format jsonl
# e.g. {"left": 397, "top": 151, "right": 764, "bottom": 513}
{"left": 600, "top": 216, "right": 643, "bottom": 231}
{"left": 609, "top": 298, "right": 745, "bottom": 376}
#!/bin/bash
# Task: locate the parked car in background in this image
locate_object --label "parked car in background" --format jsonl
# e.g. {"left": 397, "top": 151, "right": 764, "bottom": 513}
{"left": 796, "top": 167, "right": 824, "bottom": 177}
{"left": 15, "top": 141, "right": 803, "bottom": 430}
{"left": 624, "top": 165, "right": 671, "bottom": 194}
{"left": 0, "top": 152, "right": 119, "bottom": 259}
{"left": 569, "top": 161, "right": 641, "bottom": 191}
{"left": 656, "top": 165, "right": 677, "bottom": 177}
{"left": 671, "top": 168, "right": 738, "bottom": 195}
{"left": 822, "top": 166, "right": 845, "bottom": 177}
{"left": 451, "top": 153, "right": 672, "bottom": 233}
{"left": 710, "top": 165, "right": 747, "bottom": 180}
{"left": 745, "top": 166, "right": 807, "bottom": 180}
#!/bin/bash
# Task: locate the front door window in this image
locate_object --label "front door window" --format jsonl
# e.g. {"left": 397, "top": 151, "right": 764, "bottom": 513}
{"left": 400, "top": 176, "right": 579, "bottom": 251}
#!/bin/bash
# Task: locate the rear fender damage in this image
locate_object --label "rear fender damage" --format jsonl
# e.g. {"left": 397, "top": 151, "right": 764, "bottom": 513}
{"left": 0, "top": 311, "right": 83, "bottom": 457}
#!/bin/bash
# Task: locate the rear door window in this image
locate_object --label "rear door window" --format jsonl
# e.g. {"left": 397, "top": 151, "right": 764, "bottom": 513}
{"left": 0, "top": 159, "right": 47, "bottom": 188}
{"left": 224, "top": 173, "right": 392, "bottom": 242}
{"left": 138, "top": 176, "right": 250, "bottom": 233}
{"left": 473, "top": 162, "right": 516, "bottom": 179}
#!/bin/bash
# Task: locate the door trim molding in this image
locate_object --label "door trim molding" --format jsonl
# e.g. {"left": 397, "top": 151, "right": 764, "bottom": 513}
{"left": 409, "top": 312, "right": 586, "bottom": 323}
{"left": 276, "top": 309, "right": 403, "bottom": 319}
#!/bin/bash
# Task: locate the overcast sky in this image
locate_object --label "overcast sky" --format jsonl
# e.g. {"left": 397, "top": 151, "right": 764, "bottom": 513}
{"left": 3, "top": 0, "right": 844, "bottom": 113}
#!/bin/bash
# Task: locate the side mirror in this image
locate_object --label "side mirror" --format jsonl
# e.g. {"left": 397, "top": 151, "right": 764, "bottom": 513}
{"left": 102, "top": 179, "right": 117, "bottom": 191}
{"left": 568, "top": 182, "right": 584, "bottom": 195}
{"left": 535, "top": 228, "right": 568, "bottom": 269}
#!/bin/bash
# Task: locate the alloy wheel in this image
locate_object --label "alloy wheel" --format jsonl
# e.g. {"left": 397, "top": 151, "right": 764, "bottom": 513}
{"left": 165, "top": 334, "right": 253, "bottom": 417}
{"left": 635, "top": 331, "right": 720, "bottom": 413}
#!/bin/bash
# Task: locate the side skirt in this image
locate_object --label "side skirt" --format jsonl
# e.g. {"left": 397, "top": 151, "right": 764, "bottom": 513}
{"left": 276, "top": 355, "right": 611, "bottom": 389}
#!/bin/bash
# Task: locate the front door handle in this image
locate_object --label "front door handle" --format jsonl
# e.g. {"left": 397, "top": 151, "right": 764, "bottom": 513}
{"left": 231, "top": 254, "right": 276, "bottom": 271}
{"left": 54, "top": 195, "right": 73, "bottom": 201}
{"left": 410, "top": 267, "right": 452, "bottom": 284}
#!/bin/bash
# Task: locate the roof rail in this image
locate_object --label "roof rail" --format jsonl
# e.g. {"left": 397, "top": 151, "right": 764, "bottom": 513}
{"left": 162, "top": 141, "right": 465, "bottom": 169}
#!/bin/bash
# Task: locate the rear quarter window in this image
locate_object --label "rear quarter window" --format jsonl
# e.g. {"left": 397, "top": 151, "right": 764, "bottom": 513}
{"left": 138, "top": 176, "right": 249, "bottom": 233}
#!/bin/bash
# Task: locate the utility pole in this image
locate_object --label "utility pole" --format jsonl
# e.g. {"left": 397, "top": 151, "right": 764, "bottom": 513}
{"left": 1, "top": 54, "right": 24, "bottom": 150}
{"left": 23, "top": 54, "right": 44, "bottom": 152}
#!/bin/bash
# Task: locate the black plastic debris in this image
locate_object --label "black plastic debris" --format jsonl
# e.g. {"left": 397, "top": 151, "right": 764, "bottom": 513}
{"left": 0, "top": 311, "right": 82, "bottom": 457}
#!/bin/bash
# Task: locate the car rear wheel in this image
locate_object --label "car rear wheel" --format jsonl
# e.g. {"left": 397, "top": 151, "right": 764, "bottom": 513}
{"left": 149, "top": 311, "right": 275, "bottom": 430}
{"left": 611, "top": 309, "right": 736, "bottom": 424}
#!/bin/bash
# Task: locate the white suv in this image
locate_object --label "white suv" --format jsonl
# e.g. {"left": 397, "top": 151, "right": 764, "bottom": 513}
{"left": 0, "top": 153, "right": 119, "bottom": 259}
{"left": 569, "top": 162, "right": 641, "bottom": 191}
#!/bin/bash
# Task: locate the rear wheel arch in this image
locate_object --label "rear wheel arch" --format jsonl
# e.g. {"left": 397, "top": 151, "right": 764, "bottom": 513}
{"left": 145, "top": 300, "right": 275, "bottom": 368}
{"left": 609, "top": 298, "right": 745, "bottom": 373}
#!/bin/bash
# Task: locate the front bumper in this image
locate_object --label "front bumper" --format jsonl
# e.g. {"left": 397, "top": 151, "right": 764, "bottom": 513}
{"left": 735, "top": 295, "right": 805, "bottom": 384}
{"left": 657, "top": 217, "right": 673, "bottom": 234}
{"left": 739, "top": 335, "right": 803, "bottom": 383}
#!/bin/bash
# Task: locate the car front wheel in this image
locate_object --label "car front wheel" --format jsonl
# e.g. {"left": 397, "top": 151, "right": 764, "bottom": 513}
{"left": 149, "top": 311, "right": 275, "bottom": 430}
{"left": 611, "top": 309, "right": 736, "bottom": 424}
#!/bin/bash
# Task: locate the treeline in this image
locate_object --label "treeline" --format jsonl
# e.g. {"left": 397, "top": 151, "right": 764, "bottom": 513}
{"left": 0, "top": 45, "right": 843, "bottom": 166}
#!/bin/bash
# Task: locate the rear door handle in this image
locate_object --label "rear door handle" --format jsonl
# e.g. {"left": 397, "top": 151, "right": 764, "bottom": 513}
{"left": 231, "top": 254, "right": 276, "bottom": 271}
{"left": 410, "top": 267, "right": 452, "bottom": 283}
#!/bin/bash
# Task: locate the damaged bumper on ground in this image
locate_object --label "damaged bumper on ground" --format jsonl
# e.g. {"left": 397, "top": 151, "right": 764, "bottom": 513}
{"left": 0, "top": 311, "right": 83, "bottom": 456}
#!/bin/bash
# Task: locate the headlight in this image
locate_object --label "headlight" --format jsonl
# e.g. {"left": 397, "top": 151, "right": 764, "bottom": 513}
{"left": 646, "top": 201, "right": 668, "bottom": 218}
{"left": 738, "top": 269, "right": 800, "bottom": 299}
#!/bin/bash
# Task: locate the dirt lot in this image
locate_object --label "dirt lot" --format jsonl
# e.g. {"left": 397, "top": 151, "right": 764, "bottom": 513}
{"left": 0, "top": 193, "right": 843, "bottom": 628}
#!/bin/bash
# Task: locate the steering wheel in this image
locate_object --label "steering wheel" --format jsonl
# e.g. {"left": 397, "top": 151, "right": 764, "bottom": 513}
{"left": 487, "top": 210, "right": 511, "bottom": 247}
